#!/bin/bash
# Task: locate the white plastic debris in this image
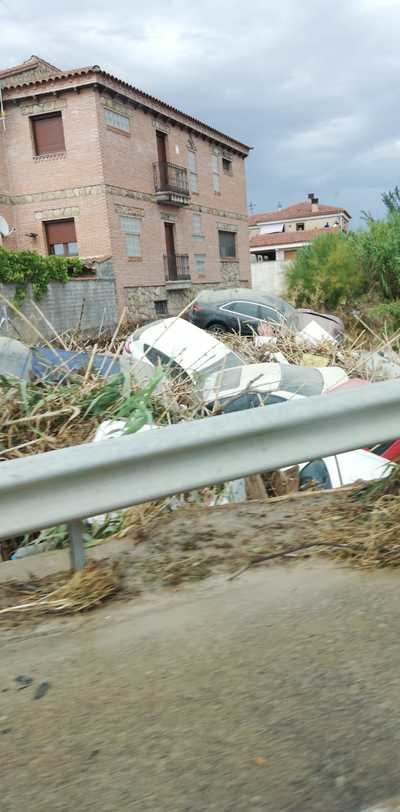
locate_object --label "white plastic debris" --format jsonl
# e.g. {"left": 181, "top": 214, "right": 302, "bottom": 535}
{"left": 0, "top": 337, "right": 32, "bottom": 380}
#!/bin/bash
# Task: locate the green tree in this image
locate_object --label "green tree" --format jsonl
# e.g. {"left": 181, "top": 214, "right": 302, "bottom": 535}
{"left": 382, "top": 186, "right": 400, "bottom": 214}
{"left": 287, "top": 230, "right": 363, "bottom": 310}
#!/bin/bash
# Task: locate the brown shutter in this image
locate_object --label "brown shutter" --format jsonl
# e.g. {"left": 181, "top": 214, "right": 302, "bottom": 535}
{"left": 32, "top": 113, "right": 65, "bottom": 155}
{"left": 45, "top": 219, "right": 76, "bottom": 245}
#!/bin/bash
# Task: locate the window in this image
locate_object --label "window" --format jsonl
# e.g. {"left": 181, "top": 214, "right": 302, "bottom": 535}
{"left": 296, "top": 222, "right": 305, "bottom": 231}
{"left": 212, "top": 154, "right": 221, "bottom": 192}
{"left": 104, "top": 108, "right": 130, "bottom": 133}
{"left": 45, "top": 219, "right": 78, "bottom": 257}
{"left": 188, "top": 150, "right": 198, "bottom": 193}
{"left": 222, "top": 301, "right": 260, "bottom": 318}
{"left": 218, "top": 230, "right": 236, "bottom": 258}
{"left": 120, "top": 215, "right": 141, "bottom": 258}
{"left": 192, "top": 213, "right": 203, "bottom": 237}
{"left": 154, "top": 300, "right": 168, "bottom": 316}
{"left": 222, "top": 157, "right": 232, "bottom": 175}
{"left": 299, "top": 460, "right": 332, "bottom": 491}
{"left": 31, "top": 112, "right": 65, "bottom": 155}
{"left": 143, "top": 344, "right": 190, "bottom": 383}
{"left": 258, "top": 304, "right": 283, "bottom": 324}
{"left": 195, "top": 254, "right": 206, "bottom": 275}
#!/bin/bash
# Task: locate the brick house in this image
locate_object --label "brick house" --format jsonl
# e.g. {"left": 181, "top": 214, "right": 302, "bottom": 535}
{"left": 0, "top": 56, "right": 251, "bottom": 320}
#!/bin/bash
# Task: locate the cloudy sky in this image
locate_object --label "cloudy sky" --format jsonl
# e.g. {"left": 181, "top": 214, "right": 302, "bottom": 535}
{"left": 1, "top": 0, "right": 400, "bottom": 225}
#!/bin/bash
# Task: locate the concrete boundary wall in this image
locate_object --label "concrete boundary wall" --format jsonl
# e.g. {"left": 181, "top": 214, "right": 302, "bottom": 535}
{"left": 0, "top": 270, "right": 118, "bottom": 343}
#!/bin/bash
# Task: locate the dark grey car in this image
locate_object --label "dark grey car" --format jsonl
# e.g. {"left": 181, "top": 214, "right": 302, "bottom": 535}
{"left": 187, "top": 288, "right": 293, "bottom": 335}
{"left": 186, "top": 288, "right": 344, "bottom": 339}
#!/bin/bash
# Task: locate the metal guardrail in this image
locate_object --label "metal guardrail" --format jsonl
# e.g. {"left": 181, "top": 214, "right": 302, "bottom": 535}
{"left": 1, "top": 379, "right": 399, "bottom": 569}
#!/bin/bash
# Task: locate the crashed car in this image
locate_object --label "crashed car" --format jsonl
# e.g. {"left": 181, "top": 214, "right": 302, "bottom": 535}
{"left": 186, "top": 288, "right": 344, "bottom": 343}
{"left": 296, "top": 450, "right": 393, "bottom": 491}
{"left": 121, "top": 317, "right": 243, "bottom": 384}
{"left": 202, "top": 361, "right": 348, "bottom": 409}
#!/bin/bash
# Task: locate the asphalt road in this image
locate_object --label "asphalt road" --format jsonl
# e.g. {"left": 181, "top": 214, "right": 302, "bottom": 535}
{"left": 1, "top": 561, "right": 400, "bottom": 812}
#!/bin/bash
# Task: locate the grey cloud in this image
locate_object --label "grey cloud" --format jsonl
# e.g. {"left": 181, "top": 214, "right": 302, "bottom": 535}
{"left": 2, "top": 0, "right": 400, "bottom": 223}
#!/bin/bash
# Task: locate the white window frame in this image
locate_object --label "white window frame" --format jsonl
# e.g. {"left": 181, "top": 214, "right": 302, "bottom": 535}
{"left": 188, "top": 150, "right": 198, "bottom": 193}
{"left": 120, "top": 215, "right": 141, "bottom": 258}
{"left": 192, "top": 212, "right": 203, "bottom": 237}
{"left": 212, "top": 154, "right": 221, "bottom": 193}
{"left": 105, "top": 108, "right": 130, "bottom": 133}
{"left": 220, "top": 300, "right": 282, "bottom": 324}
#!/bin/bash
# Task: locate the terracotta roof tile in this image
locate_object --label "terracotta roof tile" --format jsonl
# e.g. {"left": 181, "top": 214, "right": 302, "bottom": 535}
{"left": 249, "top": 227, "right": 331, "bottom": 249}
{"left": 1, "top": 62, "right": 250, "bottom": 154}
{"left": 249, "top": 201, "right": 350, "bottom": 226}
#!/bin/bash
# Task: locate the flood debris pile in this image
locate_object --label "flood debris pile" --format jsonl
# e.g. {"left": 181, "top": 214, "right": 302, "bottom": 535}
{"left": 0, "top": 291, "right": 399, "bottom": 574}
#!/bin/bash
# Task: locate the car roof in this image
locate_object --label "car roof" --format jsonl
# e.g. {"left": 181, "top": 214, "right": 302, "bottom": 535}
{"left": 132, "top": 317, "right": 243, "bottom": 373}
{"left": 194, "top": 288, "right": 295, "bottom": 314}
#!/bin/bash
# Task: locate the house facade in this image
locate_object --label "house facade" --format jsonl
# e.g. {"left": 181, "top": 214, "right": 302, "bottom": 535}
{"left": 249, "top": 194, "right": 351, "bottom": 264}
{"left": 0, "top": 56, "right": 250, "bottom": 320}
{"left": 248, "top": 195, "right": 351, "bottom": 296}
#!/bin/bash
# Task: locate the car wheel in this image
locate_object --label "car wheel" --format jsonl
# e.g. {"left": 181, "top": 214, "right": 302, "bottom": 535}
{"left": 208, "top": 322, "right": 226, "bottom": 335}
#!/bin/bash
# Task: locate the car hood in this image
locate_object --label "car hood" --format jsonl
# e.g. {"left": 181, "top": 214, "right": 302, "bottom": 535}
{"left": 200, "top": 362, "right": 348, "bottom": 402}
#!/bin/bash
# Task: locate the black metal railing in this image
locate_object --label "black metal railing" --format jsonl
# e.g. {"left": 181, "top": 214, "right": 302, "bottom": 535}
{"left": 153, "top": 161, "right": 190, "bottom": 196}
{"left": 164, "top": 254, "right": 191, "bottom": 282}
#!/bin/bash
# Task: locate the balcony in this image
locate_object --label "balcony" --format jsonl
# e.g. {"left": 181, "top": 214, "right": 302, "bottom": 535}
{"left": 153, "top": 161, "right": 190, "bottom": 206}
{"left": 164, "top": 254, "right": 191, "bottom": 288}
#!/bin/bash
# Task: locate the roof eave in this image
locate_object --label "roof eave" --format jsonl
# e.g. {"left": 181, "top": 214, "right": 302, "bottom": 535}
{"left": 2, "top": 64, "right": 251, "bottom": 155}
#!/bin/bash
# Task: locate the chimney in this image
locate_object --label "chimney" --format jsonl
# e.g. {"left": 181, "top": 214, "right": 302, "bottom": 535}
{"left": 311, "top": 196, "right": 319, "bottom": 213}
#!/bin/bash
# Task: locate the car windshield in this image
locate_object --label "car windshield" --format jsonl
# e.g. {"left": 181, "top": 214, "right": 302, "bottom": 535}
{"left": 194, "top": 351, "right": 243, "bottom": 384}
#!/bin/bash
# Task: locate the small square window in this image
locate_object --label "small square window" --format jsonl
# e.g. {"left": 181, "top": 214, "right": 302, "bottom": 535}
{"left": 222, "top": 157, "right": 232, "bottom": 175}
{"left": 105, "top": 108, "right": 130, "bottom": 133}
{"left": 296, "top": 222, "right": 305, "bottom": 231}
{"left": 155, "top": 300, "right": 168, "bottom": 316}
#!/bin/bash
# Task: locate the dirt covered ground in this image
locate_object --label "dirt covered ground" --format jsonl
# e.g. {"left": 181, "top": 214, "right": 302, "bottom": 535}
{"left": 0, "top": 490, "right": 365, "bottom": 627}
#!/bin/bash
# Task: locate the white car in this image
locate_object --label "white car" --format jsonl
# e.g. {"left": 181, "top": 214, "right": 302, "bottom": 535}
{"left": 201, "top": 362, "right": 348, "bottom": 407}
{"left": 121, "top": 317, "right": 243, "bottom": 383}
{"left": 296, "top": 450, "right": 393, "bottom": 490}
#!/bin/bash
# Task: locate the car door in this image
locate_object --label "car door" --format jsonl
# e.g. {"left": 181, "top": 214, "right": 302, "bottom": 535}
{"left": 257, "top": 304, "right": 284, "bottom": 329}
{"left": 219, "top": 301, "right": 262, "bottom": 334}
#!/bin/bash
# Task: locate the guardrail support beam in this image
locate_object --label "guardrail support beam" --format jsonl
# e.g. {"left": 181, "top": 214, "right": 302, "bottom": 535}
{"left": 67, "top": 520, "right": 86, "bottom": 571}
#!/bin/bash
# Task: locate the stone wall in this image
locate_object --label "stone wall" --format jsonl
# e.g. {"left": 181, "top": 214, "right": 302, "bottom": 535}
{"left": 124, "top": 261, "right": 245, "bottom": 321}
{"left": 0, "top": 260, "right": 117, "bottom": 343}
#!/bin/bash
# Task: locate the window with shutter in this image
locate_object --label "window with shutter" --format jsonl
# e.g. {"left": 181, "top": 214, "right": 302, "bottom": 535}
{"left": 212, "top": 154, "right": 221, "bottom": 193}
{"left": 218, "top": 230, "right": 236, "bottom": 258}
{"left": 192, "top": 213, "right": 203, "bottom": 237}
{"left": 187, "top": 150, "right": 198, "bottom": 193}
{"left": 45, "top": 219, "right": 78, "bottom": 257}
{"left": 120, "top": 215, "right": 142, "bottom": 258}
{"left": 104, "top": 108, "right": 130, "bottom": 133}
{"left": 31, "top": 112, "right": 65, "bottom": 156}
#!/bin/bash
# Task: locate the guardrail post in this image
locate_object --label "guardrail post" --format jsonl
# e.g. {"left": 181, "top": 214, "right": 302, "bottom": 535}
{"left": 67, "top": 520, "right": 86, "bottom": 571}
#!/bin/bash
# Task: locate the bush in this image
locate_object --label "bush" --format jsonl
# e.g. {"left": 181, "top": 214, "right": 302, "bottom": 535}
{"left": 356, "top": 213, "right": 400, "bottom": 300}
{"left": 287, "top": 211, "right": 400, "bottom": 311}
{"left": 365, "top": 300, "right": 400, "bottom": 333}
{"left": 287, "top": 230, "right": 363, "bottom": 310}
{"left": 0, "top": 247, "right": 82, "bottom": 305}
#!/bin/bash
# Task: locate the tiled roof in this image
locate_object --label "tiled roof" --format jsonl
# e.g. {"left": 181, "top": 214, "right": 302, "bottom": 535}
{"left": 249, "top": 228, "right": 330, "bottom": 249}
{"left": 0, "top": 55, "right": 60, "bottom": 80}
{"left": 249, "top": 201, "right": 350, "bottom": 226}
{"left": 0, "top": 60, "right": 250, "bottom": 154}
